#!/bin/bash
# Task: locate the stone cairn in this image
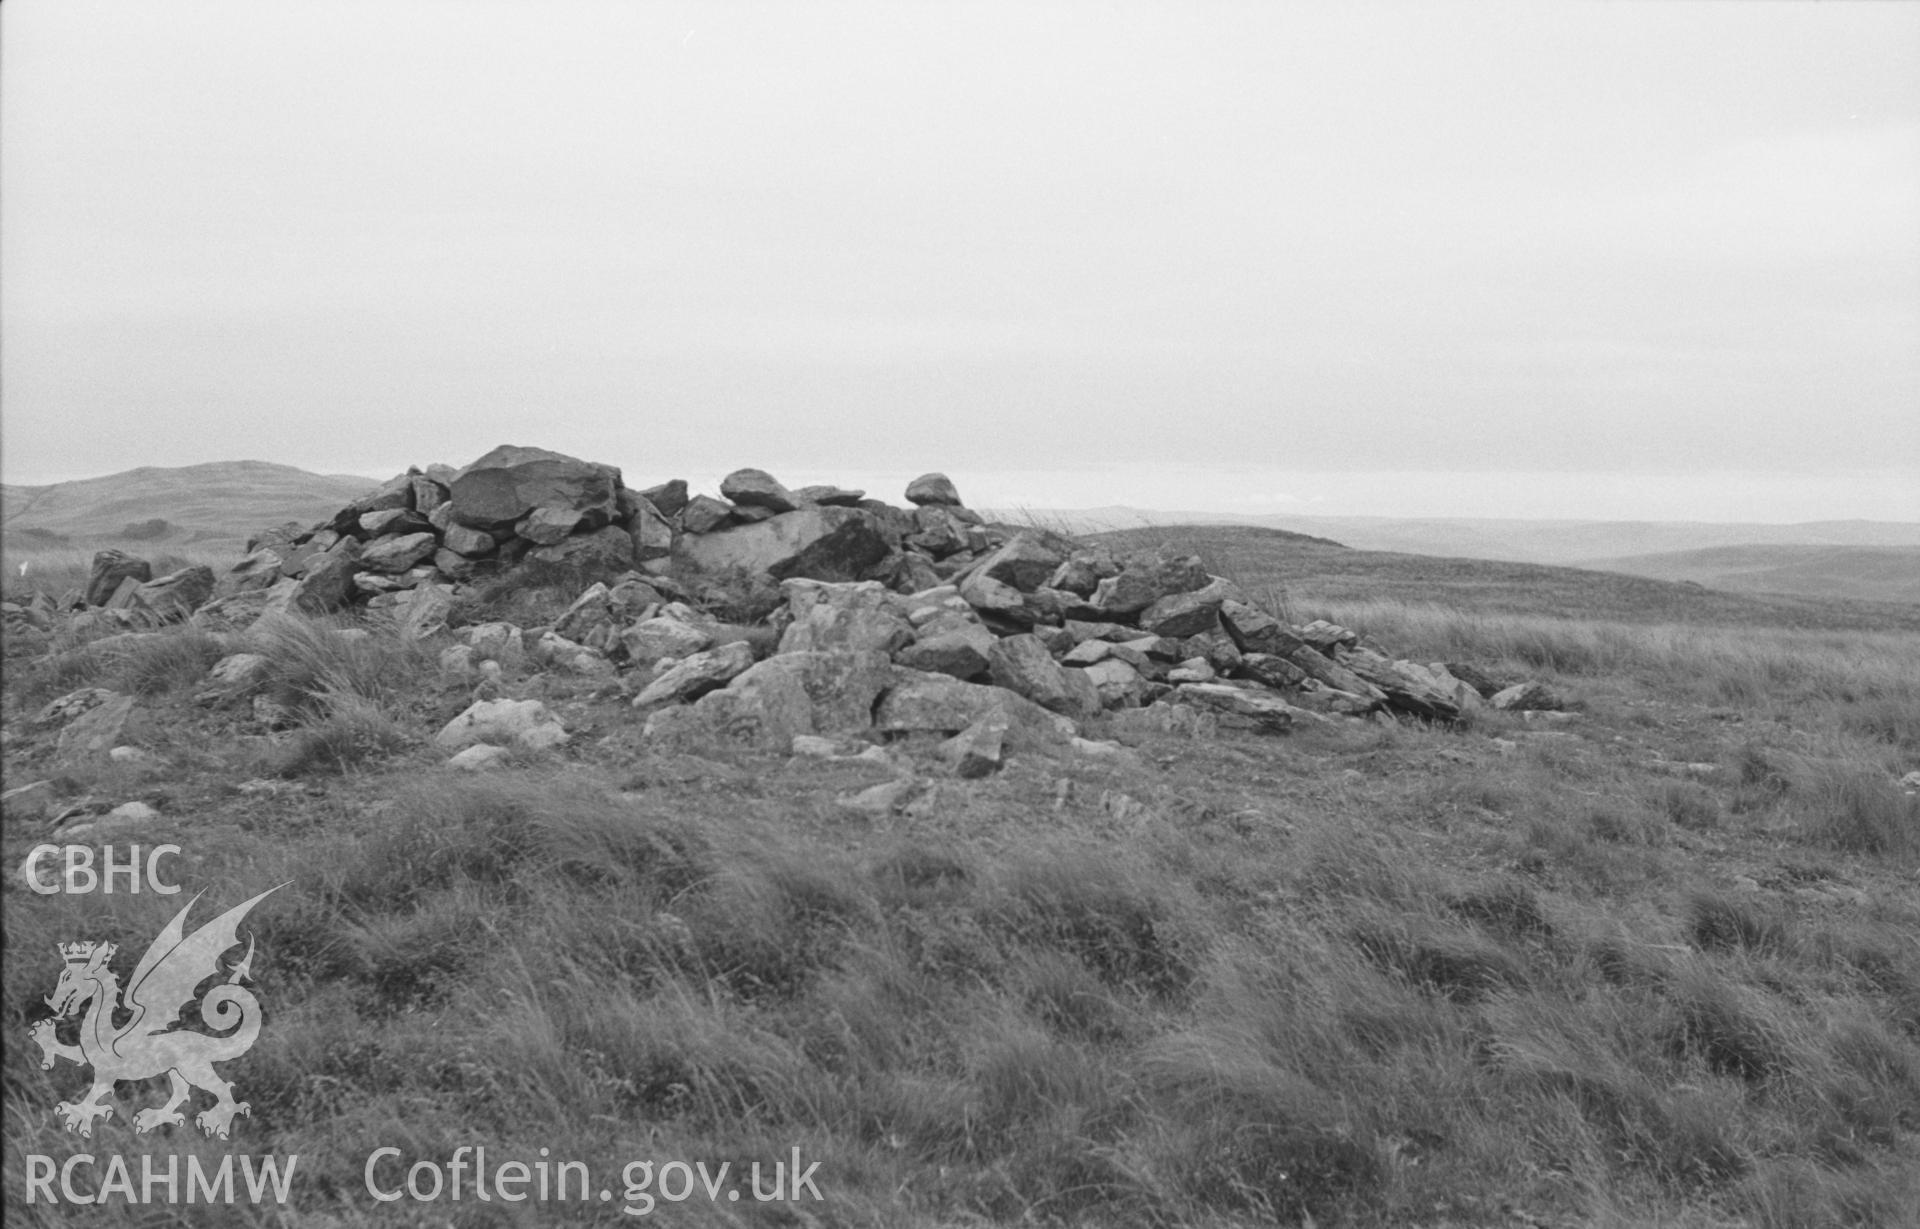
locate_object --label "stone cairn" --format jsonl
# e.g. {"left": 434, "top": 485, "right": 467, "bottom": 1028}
{"left": 20, "top": 444, "right": 1559, "bottom": 775}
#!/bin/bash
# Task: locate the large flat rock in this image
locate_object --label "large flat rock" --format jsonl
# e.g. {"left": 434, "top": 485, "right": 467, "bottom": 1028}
{"left": 448, "top": 445, "right": 621, "bottom": 531}
{"left": 673, "top": 507, "right": 896, "bottom": 582}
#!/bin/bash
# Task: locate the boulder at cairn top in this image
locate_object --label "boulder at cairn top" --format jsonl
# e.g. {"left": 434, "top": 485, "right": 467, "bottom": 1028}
{"left": 793, "top": 485, "right": 867, "bottom": 507}
{"left": 905, "top": 473, "right": 963, "bottom": 507}
{"left": 674, "top": 507, "right": 895, "bottom": 583}
{"left": 625, "top": 480, "right": 687, "bottom": 518}
{"left": 679, "top": 495, "right": 734, "bottom": 534}
{"left": 635, "top": 478, "right": 690, "bottom": 518}
{"left": 720, "top": 468, "right": 800, "bottom": 514}
{"left": 330, "top": 472, "right": 415, "bottom": 532}
{"left": 448, "top": 445, "right": 620, "bottom": 532}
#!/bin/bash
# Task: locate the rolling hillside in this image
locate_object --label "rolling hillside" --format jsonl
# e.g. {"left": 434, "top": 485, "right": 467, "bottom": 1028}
{"left": 1008, "top": 508, "right": 1920, "bottom": 606}
{"left": 1089, "top": 524, "right": 1920, "bottom": 633}
{"left": 1022, "top": 506, "right": 1920, "bottom": 562}
{"left": 1, "top": 461, "right": 376, "bottom": 551}
{"left": 1579, "top": 544, "right": 1920, "bottom": 607}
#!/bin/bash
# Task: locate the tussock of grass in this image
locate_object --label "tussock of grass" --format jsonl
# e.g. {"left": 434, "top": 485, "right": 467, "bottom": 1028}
{"left": 1349, "top": 910, "right": 1531, "bottom": 1002}
{"left": 245, "top": 612, "right": 439, "bottom": 718}
{"left": 1825, "top": 927, "right": 1920, "bottom": 1037}
{"left": 1655, "top": 778, "right": 1724, "bottom": 830}
{"left": 679, "top": 858, "right": 874, "bottom": 1000}
{"left": 264, "top": 693, "right": 409, "bottom": 777}
{"left": 552, "top": 979, "right": 815, "bottom": 1126}
{"left": 8, "top": 641, "right": 109, "bottom": 708}
{"left": 870, "top": 841, "right": 974, "bottom": 908}
{"left": 1687, "top": 889, "right": 1792, "bottom": 956}
{"left": 332, "top": 777, "right": 566, "bottom": 907}
{"left": 1841, "top": 694, "right": 1920, "bottom": 752}
{"left": 1136, "top": 1028, "right": 1386, "bottom": 1220}
{"left": 1739, "top": 1154, "right": 1920, "bottom": 1229}
{"left": 1016, "top": 950, "right": 1138, "bottom": 1044}
{"left": 1446, "top": 878, "right": 1554, "bottom": 939}
{"left": 1792, "top": 762, "right": 1920, "bottom": 860}
{"left": 109, "top": 628, "right": 228, "bottom": 696}
{"left": 992, "top": 852, "right": 1197, "bottom": 998}
{"left": 1482, "top": 992, "right": 1753, "bottom": 1186}
{"left": 1663, "top": 965, "right": 1796, "bottom": 1083}
{"left": 342, "top": 885, "right": 501, "bottom": 1014}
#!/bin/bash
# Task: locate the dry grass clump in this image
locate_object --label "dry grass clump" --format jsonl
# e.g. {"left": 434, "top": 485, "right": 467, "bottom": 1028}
{"left": 243, "top": 613, "right": 439, "bottom": 719}
{"left": 263, "top": 694, "right": 411, "bottom": 778}
{"left": 226, "top": 613, "right": 448, "bottom": 776}
{"left": 107, "top": 628, "right": 230, "bottom": 697}
{"left": 6, "top": 625, "right": 225, "bottom": 712}
{"left": 1686, "top": 889, "right": 1793, "bottom": 956}
{"left": 1790, "top": 762, "right": 1920, "bottom": 860}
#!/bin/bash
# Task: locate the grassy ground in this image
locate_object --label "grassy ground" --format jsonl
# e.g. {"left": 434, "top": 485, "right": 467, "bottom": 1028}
{"left": 3, "top": 541, "right": 1917, "bottom": 1227}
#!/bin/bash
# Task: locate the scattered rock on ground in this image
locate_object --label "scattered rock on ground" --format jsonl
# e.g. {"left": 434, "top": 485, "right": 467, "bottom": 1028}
{"left": 435, "top": 698, "right": 570, "bottom": 750}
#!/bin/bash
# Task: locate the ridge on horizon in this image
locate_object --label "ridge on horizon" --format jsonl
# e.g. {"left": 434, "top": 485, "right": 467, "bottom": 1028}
{"left": 2, "top": 456, "right": 1915, "bottom": 608}
{"left": 1007, "top": 502, "right": 1919, "bottom": 531}
{"left": 5, "top": 459, "right": 1915, "bottom": 530}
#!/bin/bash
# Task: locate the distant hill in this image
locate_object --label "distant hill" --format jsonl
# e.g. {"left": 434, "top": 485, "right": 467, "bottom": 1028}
{"left": 1, "top": 461, "right": 376, "bottom": 552}
{"left": 1024, "top": 506, "right": 1920, "bottom": 567}
{"left": 1088, "top": 524, "right": 1920, "bottom": 633}
{"left": 1578, "top": 544, "right": 1920, "bottom": 606}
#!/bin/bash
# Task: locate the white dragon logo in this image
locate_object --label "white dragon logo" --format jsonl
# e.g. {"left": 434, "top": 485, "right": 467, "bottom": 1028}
{"left": 30, "top": 885, "right": 282, "bottom": 1139}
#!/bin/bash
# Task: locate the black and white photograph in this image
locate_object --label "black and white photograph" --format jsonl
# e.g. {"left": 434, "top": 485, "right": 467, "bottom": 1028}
{"left": 4, "top": 2, "right": 1918, "bottom": 1225}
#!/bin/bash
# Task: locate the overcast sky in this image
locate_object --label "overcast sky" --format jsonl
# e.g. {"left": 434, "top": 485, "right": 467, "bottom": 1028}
{"left": 3, "top": 1, "right": 1916, "bottom": 521}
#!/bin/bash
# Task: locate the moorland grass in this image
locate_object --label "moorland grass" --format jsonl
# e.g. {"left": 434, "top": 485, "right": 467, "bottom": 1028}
{"left": 4, "top": 581, "right": 1918, "bottom": 1227}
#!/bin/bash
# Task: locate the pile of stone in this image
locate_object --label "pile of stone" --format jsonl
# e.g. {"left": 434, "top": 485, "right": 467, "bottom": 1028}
{"left": 555, "top": 531, "right": 1552, "bottom": 764}
{"left": 419, "top": 515, "right": 1561, "bottom": 779}
{"left": 55, "top": 445, "right": 1021, "bottom": 629}
{"left": 30, "top": 550, "right": 220, "bottom": 630}
{"left": 17, "top": 444, "right": 1562, "bottom": 779}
